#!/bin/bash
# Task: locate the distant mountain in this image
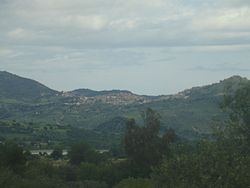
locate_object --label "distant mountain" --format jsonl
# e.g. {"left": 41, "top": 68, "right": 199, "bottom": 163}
{"left": 176, "top": 75, "right": 249, "bottom": 100}
{"left": 0, "top": 71, "right": 58, "bottom": 103}
{"left": 65, "top": 88, "right": 153, "bottom": 105}
{"left": 68, "top": 89, "right": 133, "bottom": 97}
{"left": 0, "top": 71, "right": 249, "bottom": 141}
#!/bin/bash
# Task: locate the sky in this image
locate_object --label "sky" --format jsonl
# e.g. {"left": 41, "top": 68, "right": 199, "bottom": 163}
{"left": 0, "top": 0, "right": 250, "bottom": 95}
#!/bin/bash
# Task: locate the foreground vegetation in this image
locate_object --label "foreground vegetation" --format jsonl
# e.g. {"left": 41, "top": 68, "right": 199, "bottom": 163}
{"left": 0, "top": 83, "right": 250, "bottom": 187}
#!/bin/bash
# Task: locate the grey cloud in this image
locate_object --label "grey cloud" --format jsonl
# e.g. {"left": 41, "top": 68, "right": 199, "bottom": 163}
{"left": 0, "top": 0, "right": 250, "bottom": 94}
{"left": 190, "top": 62, "right": 250, "bottom": 72}
{"left": 1, "top": 0, "right": 249, "bottom": 49}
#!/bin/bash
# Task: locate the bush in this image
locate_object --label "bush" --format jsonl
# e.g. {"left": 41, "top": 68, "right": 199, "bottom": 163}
{"left": 114, "top": 177, "right": 153, "bottom": 188}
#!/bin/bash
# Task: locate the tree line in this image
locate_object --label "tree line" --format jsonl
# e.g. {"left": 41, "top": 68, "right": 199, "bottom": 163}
{"left": 0, "top": 82, "right": 250, "bottom": 187}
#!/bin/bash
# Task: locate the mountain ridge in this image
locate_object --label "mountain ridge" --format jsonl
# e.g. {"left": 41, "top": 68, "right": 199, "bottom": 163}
{"left": 0, "top": 71, "right": 249, "bottom": 140}
{"left": 0, "top": 71, "right": 248, "bottom": 101}
{"left": 0, "top": 71, "right": 58, "bottom": 103}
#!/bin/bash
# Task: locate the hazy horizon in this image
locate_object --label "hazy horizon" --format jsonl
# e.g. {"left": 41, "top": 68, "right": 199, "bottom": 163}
{"left": 0, "top": 0, "right": 250, "bottom": 95}
{"left": 1, "top": 70, "right": 249, "bottom": 96}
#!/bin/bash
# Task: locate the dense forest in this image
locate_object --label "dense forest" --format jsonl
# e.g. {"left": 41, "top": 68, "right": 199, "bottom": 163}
{"left": 0, "top": 82, "right": 250, "bottom": 188}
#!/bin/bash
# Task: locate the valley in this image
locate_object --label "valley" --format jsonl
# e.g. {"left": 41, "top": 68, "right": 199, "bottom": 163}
{"left": 0, "top": 71, "right": 249, "bottom": 149}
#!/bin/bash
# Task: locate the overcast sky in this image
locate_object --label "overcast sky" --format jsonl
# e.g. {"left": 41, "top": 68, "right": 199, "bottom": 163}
{"left": 0, "top": 0, "right": 250, "bottom": 95}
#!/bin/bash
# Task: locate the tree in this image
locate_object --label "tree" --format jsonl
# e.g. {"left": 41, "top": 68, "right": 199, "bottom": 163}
{"left": 114, "top": 177, "right": 153, "bottom": 188}
{"left": 51, "top": 147, "right": 63, "bottom": 160}
{"left": 0, "top": 141, "right": 26, "bottom": 170}
{"left": 124, "top": 108, "right": 166, "bottom": 172}
{"left": 223, "top": 82, "right": 250, "bottom": 153}
{"left": 160, "top": 128, "right": 177, "bottom": 155}
{"left": 68, "top": 142, "right": 103, "bottom": 165}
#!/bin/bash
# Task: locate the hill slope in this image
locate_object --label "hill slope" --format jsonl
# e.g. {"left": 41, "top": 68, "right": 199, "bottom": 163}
{"left": 0, "top": 71, "right": 249, "bottom": 140}
{"left": 0, "top": 71, "right": 58, "bottom": 103}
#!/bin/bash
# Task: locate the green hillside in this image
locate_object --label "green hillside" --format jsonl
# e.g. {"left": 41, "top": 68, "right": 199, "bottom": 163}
{"left": 0, "top": 71, "right": 249, "bottom": 142}
{"left": 0, "top": 71, "right": 58, "bottom": 103}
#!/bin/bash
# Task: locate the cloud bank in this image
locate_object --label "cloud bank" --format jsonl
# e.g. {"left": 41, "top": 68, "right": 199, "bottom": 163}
{"left": 0, "top": 0, "right": 250, "bottom": 94}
